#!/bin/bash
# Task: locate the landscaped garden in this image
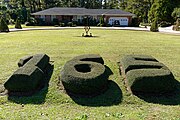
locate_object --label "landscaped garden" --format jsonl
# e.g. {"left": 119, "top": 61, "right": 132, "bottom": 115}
{"left": 0, "top": 29, "right": 180, "bottom": 119}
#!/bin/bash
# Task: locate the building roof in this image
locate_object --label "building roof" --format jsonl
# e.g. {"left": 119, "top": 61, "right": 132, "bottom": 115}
{"left": 32, "top": 7, "right": 134, "bottom": 16}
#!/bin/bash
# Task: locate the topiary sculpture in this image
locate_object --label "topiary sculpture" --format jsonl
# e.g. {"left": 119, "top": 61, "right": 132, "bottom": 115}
{"left": 4, "top": 54, "right": 50, "bottom": 93}
{"left": 0, "top": 17, "right": 9, "bottom": 32}
{"left": 119, "top": 55, "right": 177, "bottom": 94}
{"left": 60, "top": 54, "right": 109, "bottom": 95}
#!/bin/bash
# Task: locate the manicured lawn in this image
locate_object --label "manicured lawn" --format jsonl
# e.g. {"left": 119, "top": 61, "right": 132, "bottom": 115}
{"left": 0, "top": 29, "right": 180, "bottom": 120}
{"left": 8, "top": 24, "right": 53, "bottom": 29}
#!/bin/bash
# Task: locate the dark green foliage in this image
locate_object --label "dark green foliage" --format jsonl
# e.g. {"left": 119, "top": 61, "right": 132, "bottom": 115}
{"left": 0, "top": 17, "right": 9, "bottom": 32}
{"left": 4, "top": 54, "right": 50, "bottom": 93}
{"left": 72, "top": 54, "right": 104, "bottom": 65}
{"left": 15, "top": 18, "right": 22, "bottom": 29}
{"left": 127, "top": 69, "right": 176, "bottom": 93}
{"left": 25, "top": 54, "right": 50, "bottom": 71}
{"left": 120, "top": 55, "right": 177, "bottom": 94}
{"left": 150, "top": 19, "right": 159, "bottom": 32}
{"left": 159, "top": 21, "right": 172, "bottom": 27}
{"left": 4, "top": 66, "right": 44, "bottom": 92}
{"left": 121, "top": 55, "right": 159, "bottom": 74}
{"left": 53, "top": 18, "right": 59, "bottom": 25}
{"left": 18, "top": 55, "right": 33, "bottom": 67}
{"left": 60, "top": 54, "right": 109, "bottom": 95}
{"left": 173, "top": 18, "right": 180, "bottom": 31}
{"left": 131, "top": 17, "right": 141, "bottom": 27}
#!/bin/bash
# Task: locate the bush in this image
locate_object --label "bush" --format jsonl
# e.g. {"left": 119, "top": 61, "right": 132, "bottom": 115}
{"left": 172, "top": 18, "right": 180, "bottom": 31}
{"left": 0, "top": 17, "right": 9, "bottom": 32}
{"left": 131, "top": 17, "right": 141, "bottom": 27}
{"left": 159, "top": 21, "right": 172, "bottom": 27}
{"left": 60, "top": 54, "right": 109, "bottom": 95}
{"left": 4, "top": 54, "right": 50, "bottom": 93}
{"left": 59, "top": 22, "right": 65, "bottom": 27}
{"left": 150, "top": 19, "right": 159, "bottom": 32}
{"left": 15, "top": 18, "right": 22, "bottom": 29}
{"left": 18, "top": 55, "right": 33, "bottom": 67}
{"left": 25, "top": 54, "right": 50, "bottom": 70}
{"left": 72, "top": 54, "right": 104, "bottom": 65}
{"left": 67, "top": 22, "right": 73, "bottom": 27}
{"left": 53, "top": 18, "right": 59, "bottom": 25}
{"left": 126, "top": 69, "right": 177, "bottom": 93}
{"left": 120, "top": 55, "right": 177, "bottom": 94}
{"left": 4, "top": 66, "right": 44, "bottom": 92}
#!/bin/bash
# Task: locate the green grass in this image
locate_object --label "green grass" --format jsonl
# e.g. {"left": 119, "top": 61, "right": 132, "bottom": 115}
{"left": 0, "top": 29, "right": 180, "bottom": 120}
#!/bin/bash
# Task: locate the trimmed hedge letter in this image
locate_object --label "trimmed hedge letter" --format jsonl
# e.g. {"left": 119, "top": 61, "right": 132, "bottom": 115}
{"left": 60, "top": 54, "right": 109, "bottom": 95}
{"left": 119, "top": 55, "right": 177, "bottom": 94}
{"left": 4, "top": 54, "right": 50, "bottom": 93}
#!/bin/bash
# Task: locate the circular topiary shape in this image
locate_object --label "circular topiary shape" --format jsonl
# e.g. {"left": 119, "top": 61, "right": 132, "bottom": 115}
{"left": 126, "top": 69, "right": 177, "bottom": 94}
{"left": 60, "top": 60, "right": 108, "bottom": 95}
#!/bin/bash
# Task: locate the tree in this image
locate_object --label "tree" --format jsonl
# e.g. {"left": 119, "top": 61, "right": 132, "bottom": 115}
{"left": 0, "top": 16, "right": 9, "bottom": 32}
{"left": 15, "top": 17, "right": 22, "bottom": 29}
{"left": 126, "top": 0, "right": 152, "bottom": 23}
{"left": 150, "top": 18, "right": 158, "bottom": 32}
{"left": 148, "top": 0, "right": 175, "bottom": 23}
{"left": 172, "top": 8, "right": 180, "bottom": 20}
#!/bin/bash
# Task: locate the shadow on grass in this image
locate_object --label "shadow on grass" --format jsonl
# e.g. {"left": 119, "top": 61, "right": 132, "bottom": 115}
{"left": 66, "top": 66, "right": 122, "bottom": 107}
{"left": 7, "top": 64, "right": 54, "bottom": 104}
{"left": 68, "top": 80, "right": 122, "bottom": 107}
{"left": 133, "top": 80, "right": 180, "bottom": 105}
{"left": 74, "top": 35, "right": 100, "bottom": 38}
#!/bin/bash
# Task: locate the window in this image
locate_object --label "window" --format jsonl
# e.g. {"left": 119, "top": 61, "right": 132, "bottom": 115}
{"left": 51, "top": 15, "right": 56, "bottom": 21}
{"left": 41, "top": 15, "right": 45, "bottom": 21}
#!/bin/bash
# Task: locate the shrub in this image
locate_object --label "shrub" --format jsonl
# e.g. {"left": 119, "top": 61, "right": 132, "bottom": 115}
{"left": 126, "top": 69, "right": 177, "bottom": 93}
{"left": 67, "top": 22, "right": 73, "bottom": 27}
{"left": 25, "top": 54, "right": 50, "bottom": 70}
{"left": 53, "top": 18, "right": 59, "bottom": 25}
{"left": 4, "top": 54, "right": 50, "bottom": 93}
{"left": 18, "top": 55, "right": 33, "bottom": 67}
{"left": 120, "top": 55, "right": 159, "bottom": 74}
{"left": 159, "top": 21, "right": 172, "bottom": 27}
{"left": 131, "top": 17, "right": 141, "bottom": 27}
{"left": 15, "top": 18, "right": 22, "bottom": 29}
{"left": 120, "top": 55, "right": 177, "bottom": 94}
{"left": 150, "top": 19, "right": 159, "bottom": 32}
{"left": 60, "top": 54, "right": 109, "bottom": 95}
{"left": 4, "top": 66, "right": 44, "bottom": 92}
{"left": 59, "top": 22, "right": 65, "bottom": 27}
{"left": 0, "top": 17, "right": 9, "bottom": 32}
{"left": 172, "top": 18, "right": 180, "bottom": 31}
{"left": 61, "top": 60, "right": 108, "bottom": 95}
{"left": 72, "top": 54, "right": 104, "bottom": 65}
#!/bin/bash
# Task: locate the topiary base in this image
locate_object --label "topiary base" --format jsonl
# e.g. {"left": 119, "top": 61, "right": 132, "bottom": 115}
{"left": 60, "top": 54, "right": 110, "bottom": 95}
{"left": 119, "top": 55, "right": 178, "bottom": 94}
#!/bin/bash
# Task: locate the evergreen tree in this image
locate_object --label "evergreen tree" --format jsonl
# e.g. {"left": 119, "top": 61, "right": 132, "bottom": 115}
{"left": 0, "top": 16, "right": 9, "bottom": 32}
{"left": 15, "top": 17, "right": 22, "bottom": 29}
{"left": 150, "top": 18, "right": 158, "bottom": 32}
{"left": 148, "top": 0, "right": 175, "bottom": 23}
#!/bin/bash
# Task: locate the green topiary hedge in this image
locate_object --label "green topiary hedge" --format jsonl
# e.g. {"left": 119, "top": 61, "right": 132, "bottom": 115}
{"left": 18, "top": 55, "right": 33, "bottom": 67}
{"left": 119, "top": 55, "right": 177, "bottom": 94}
{"left": 25, "top": 54, "right": 50, "bottom": 71}
{"left": 126, "top": 69, "right": 176, "bottom": 93}
{"left": 72, "top": 54, "right": 104, "bottom": 65}
{"left": 0, "top": 17, "right": 9, "bottom": 32}
{"left": 4, "top": 54, "right": 50, "bottom": 93}
{"left": 15, "top": 18, "right": 22, "bottom": 29}
{"left": 4, "top": 66, "right": 44, "bottom": 92}
{"left": 60, "top": 54, "right": 109, "bottom": 95}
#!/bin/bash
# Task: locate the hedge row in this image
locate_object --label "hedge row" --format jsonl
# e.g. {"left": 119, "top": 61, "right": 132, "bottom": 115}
{"left": 60, "top": 54, "right": 109, "bottom": 95}
{"left": 120, "top": 55, "right": 177, "bottom": 94}
{"left": 4, "top": 54, "right": 50, "bottom": 93}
